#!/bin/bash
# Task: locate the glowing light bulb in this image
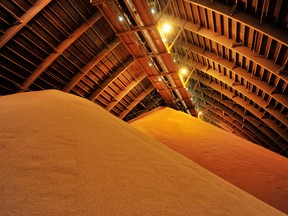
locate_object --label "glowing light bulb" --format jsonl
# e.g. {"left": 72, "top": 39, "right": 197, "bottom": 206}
{"left": 162, "top": 23, "right": 171, "bottom": 33}
{"left": 148, "top": 62, "right": 152, "bottom": 67}
{"left": 198, "top": 111, "right": 203, "bottom": 119}
{"left": 180, "top": 68, "right": 187, "bottom": 75}
{"left": 158, "top": 77, "right": 162, "bottom": 82}
{"left": 118, "top": 15, "right": 124, "bottom": 22}
{"left": 151, "top": 8, "right": 156, "bottom": 14}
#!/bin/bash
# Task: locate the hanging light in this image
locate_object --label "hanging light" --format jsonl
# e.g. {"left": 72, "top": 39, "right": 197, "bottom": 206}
{"left": 198, "top": 111, "right": 203, "bottom": 119}
{"left": 151, "top": 8, "right": 156, "bottom": 14}
{"left": 162, "top": 23, "right": 171, "bottom": 33}
{"left": 180, "top": 67, "right": 187, "bottom": 75}
{"left": 118, "top": 15, "right": 124, "bottom": 22}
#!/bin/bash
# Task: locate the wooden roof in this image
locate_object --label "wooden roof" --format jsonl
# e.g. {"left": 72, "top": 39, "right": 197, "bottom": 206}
{"left": 0, "top": 0, "right": 287, "bottom": 156}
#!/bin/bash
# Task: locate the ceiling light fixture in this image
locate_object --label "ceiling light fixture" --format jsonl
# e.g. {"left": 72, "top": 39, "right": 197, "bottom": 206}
{"left": 118, "top": 15, "right": 124, "bottom": 22}
{"left": 198, "top": 111, "right": 203, "bottom": 119}
{"left": 151, "top": 8, "right": 156, "bottom": 14}
{"left": 162, "top": 23, "right": 171, "bottom": 33}
{"left": 180, "top": 68, "right": 187, "bottom": 75}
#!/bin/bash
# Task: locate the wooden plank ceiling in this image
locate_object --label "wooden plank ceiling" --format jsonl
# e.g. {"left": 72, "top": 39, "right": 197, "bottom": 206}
{"left": 0, "top": 0, "right": 287, "bottom": 156}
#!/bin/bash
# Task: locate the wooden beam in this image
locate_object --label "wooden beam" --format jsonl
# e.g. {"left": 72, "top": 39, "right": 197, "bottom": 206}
{"left": 119, "top": 85, "right": 155, "bottom": 119}
{"left": 19, "top": 11, "right": 102, "bottom": 92}
{"left": 63, "top": 37, "right": 121, "bottom": 92}
{"left": 164, "top": 14, "right": 285, "bottom": 81}
{"left": 0, "top": 0, "right": 52, "bottom": 48}
{"left": 195, "top": 87, "right": 281, "bottom": 152}
{"left": 183, "top": 56, "right": 288, "bottom": 129}
{"left": 138, "top": 97, "right": 163, "bottom": 116}
{"left": 183, "top": 0, "right": 288, "bottom": 46}
{"left": 89, "top": 57, "right": 135, "bottom": 101}
{"left": 190, "top": 72, "right": 288, "bottom": 149}
{"left": 106, "top": 72, "right": 147, "bottom": 111}
{"left": 177, "top": 41, "right": 287, "bottom": 106}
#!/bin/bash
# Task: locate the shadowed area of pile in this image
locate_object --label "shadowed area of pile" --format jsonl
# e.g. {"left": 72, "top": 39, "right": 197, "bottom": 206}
{"left": 0, "top": 90, "right": 286, "bottom": 215}
{"left": 129, "top": 107, "right": 288, "bottom": 214}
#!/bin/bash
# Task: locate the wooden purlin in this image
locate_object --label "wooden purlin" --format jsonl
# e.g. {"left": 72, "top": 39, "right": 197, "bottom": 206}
{"left": 95, "top": 2, "right": 175, "bottom": 108}
{"left": 106, "top": 72, "right": 147, "bottom": 112}
{"left": 95, "top": 0, "right": 196, "bottom": 114}
{"left": 190, "top": 72, "right": 288, "bottom": 153}
{"left": 119, "top": 85, "right": 155, "bottom": 119}
{"left": 19, "top": 11, "right": 102, "bottom": 92}
{"left": 194, "top": 90, "right": 278, "bottom": 151}
{"left": 0, "top": 0, "right": 52, "bottom": 49}
{"left": 88, "top": 57, "right": 135, "bottom": 102}
{"left": 196, "top": 96, "right": 267, "bottom": 146}
{"left": 182, "top": 56, "right": 288, "bottom": 129}
{"left": 133, "top": 0, "right": 196, "bottom": 113}
{"left": 63, "top": 37, "right": 121, "bottom": 92}
{"left": 183, "top": 0, "right": 288, "bottom": 46}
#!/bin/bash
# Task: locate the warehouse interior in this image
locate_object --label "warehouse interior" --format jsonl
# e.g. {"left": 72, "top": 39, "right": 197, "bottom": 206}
{"left": 1, "top": 0, "right": 287, "bottom": 156}
{"left": 0, "top": 1, "right": 288, "bottom": 215}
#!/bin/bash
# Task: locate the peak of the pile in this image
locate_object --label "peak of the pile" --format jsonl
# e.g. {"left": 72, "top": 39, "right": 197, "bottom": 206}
{"left": 130, "top": 106, "right": 288, "bottom": 214}
{"left": 0, "top": 90, "right": 286, "bottom": 215}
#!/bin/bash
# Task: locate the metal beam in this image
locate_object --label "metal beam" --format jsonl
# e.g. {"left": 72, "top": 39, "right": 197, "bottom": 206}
{"left": 0, "top": 0, "right": 52, "bottom": 48}
{"left": 89, "top": 57, "right": 135, "bottom": 101}
{"left": 106, "top": 72, "right": 147, "bottom": 111}
{"left": 119, "top": 85, "right": 155, "bottom": 119}
{"left": 19, "top": 11, "right": 102, "bottom": 91}
{"left": 63, "top": 37, "right": 121, "bottom": 92}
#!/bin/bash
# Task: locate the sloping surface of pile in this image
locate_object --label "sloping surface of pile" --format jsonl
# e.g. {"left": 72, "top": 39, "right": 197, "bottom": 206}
{"left": 0, "top": 90, "right": 285, "bottom": 215}
{"left": 129, "top": 107, "right": 288, "bottom": 214}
